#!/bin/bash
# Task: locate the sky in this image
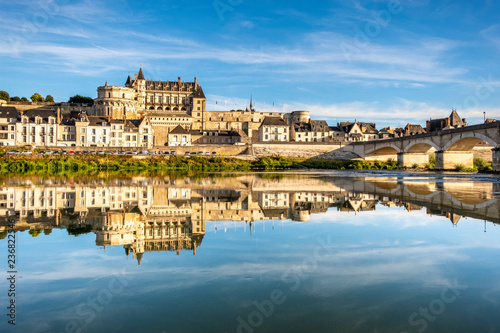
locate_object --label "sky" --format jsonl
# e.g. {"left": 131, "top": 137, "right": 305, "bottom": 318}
{"left": 1, "top": 0, "right": 500, "bottom": 128}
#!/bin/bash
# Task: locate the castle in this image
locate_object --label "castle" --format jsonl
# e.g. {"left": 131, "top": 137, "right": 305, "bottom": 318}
{"left": 92, "top": 68, "right": 311, "bottom": 145}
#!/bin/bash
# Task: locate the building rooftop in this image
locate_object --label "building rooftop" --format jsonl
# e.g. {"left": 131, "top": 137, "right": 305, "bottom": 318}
{"left": 0, "top": 106, "right": 19, "bottom": 118}
{"left": 261, "top": 116, "right": 287, "bottom": 126}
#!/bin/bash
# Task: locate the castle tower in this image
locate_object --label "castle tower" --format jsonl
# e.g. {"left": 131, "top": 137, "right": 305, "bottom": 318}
{"left": 135, "top": 67, "right": 146, "bottom": 111}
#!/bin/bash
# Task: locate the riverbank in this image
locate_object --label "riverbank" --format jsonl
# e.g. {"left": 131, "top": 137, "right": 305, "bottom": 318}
{"left": 0, "top": 154, "right": 493, "bottom": 175}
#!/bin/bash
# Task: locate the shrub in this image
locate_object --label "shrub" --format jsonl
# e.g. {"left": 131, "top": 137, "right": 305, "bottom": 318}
{"left": 474, "top": 157, "right": 492, "bottom": 172}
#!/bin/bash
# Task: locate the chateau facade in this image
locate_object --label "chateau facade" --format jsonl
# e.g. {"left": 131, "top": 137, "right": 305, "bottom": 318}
{"left": 94, "top": 68, "right": 207, "bottom": 145}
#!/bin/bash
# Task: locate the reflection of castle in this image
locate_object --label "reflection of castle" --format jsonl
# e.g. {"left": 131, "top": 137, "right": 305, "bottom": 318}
{"left": 1, "top": 175, "right": 499, "bottom": 264}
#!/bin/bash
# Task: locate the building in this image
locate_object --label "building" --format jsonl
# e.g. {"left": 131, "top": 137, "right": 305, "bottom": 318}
{"left": 93, "top": 68, "right": 206, "bottom": 146}
{"left": 403, "top": 124, "right": 426, "bottom": 136}
{"left": 16, "top": 109, "right": 58, "bottom": 147}
{"left": 338, "top": 122, "right": 363, "bottom": 142}
{"left": 167, "top": 125, "right": 191, "bottom": 146}
{"left": 57, "top": 117, "right": 77, "bottom": 147}
{"left": 0, "top": 107, "right": 19, "bottom": 146}
{"left": 192, "top": 130, "right": 244, "bottom": 145}
{"left": 258, "top": 117, "right": 289, "bottom": 142}
{"left": 291, "top": 120, "right": 331, "bottom": 143}
{"left": 426, "top": 110, "right": 466, "bottom": 132}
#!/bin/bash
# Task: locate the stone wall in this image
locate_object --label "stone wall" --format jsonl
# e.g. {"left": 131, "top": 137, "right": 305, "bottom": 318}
{"left": 252, "top": 143, "right": 359, "bottom": 159}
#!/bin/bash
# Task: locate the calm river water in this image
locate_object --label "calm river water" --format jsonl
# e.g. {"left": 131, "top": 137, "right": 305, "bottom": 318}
{"left": 1, "top": 171, "right": 500, "bottom": 333}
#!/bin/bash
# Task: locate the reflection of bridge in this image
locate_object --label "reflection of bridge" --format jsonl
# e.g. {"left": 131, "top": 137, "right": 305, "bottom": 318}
{"left": 1, "top": 174, "right": 499, "bottom": 265}
{"left": 340, "top": 122, "right": 500, "bottom": 170}
{"left": 333, "top": 177, "right": 500, "bottom": 224}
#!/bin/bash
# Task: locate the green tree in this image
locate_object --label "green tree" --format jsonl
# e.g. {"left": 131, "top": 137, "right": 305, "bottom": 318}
{"left": 43, "top": 229, "right": 52, "bottom": 235}
{"left": 68, "top": 95, "right": 94, "bottom": 105}
{"left": 21, "top": 97, "right": 28, "bottom": 102}
{"left": 45, "top": 95, "right": 54, "bottom": 103}
{"left": 10, "top": 96, "right": 21, "bottom": 101}
{"left": 0, "top": 90, "right": 9, "bottom": 101}
{"left": 31, "top": 93, "right": 44, "bottom": 102}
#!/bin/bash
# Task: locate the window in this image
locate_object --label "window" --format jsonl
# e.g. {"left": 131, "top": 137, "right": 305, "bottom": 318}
{"left": 81, "top": 136, "right": 85, "bottom": 143}
{"left": 81, "top": 128, "right": 85, "bottom": 133}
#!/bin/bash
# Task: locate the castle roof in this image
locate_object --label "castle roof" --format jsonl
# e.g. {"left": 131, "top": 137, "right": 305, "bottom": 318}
{"left": 138, "top": 67, "right": 145, "bottom": 80}
{"left": 125, "top": 75, "right": 132, "bottom": 85}
{"left": 193, "top": 86, "right": 205, "bottom": 99}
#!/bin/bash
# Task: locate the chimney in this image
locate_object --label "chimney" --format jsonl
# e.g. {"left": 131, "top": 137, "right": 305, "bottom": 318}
{"left": 123, "top": 114, "right": 126, "bottom": 124}
{"left": 194, "top": 77, "right": 197, "bottom": 87}
{"left": 57, "top": 107, "right": 61, "bottom": 123}
{"left": 134, "top": 74, "right": 138, "bottom": 81}
{"left": 178, "top": 77, "right": 181, "bottom": 85}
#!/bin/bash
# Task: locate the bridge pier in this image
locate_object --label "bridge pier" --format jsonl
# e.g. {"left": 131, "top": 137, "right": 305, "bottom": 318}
{"left": 435, "top": 151, "right": 474, "bottom": 170}
{"left": 397, "top": 153, "right": 429, "bottom": 168}
{"left": 493, "top": 149, "right": 500, "bottom": 172}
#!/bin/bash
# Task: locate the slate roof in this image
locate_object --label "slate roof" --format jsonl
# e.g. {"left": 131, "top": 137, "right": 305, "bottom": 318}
{"left": 23, "top": 109, "right": 56, "bottom": 119}
{"left": 193, "top": 86, "right": 205, "bottom": 99}
{"left": 138, "top": 67, "right": 145, "bottom": 80}
{"left": 169, "top": 125, "right": 189, "bottom": 135}
{"left": 0, "top": 106, "right": 19, "bottom": 118}
{"left": 404, "top": 124, "right": 426, "bottom": 136}
{"left": 261, "top": 116, "right": 287, "bottom": 126}
{"left": 86, "top": 116, "right": 110, "bottom": 126}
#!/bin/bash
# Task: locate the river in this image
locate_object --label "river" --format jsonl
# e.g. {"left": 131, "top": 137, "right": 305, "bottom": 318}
{"left": 0, "top": 171, "right": 499, "bottom": 332}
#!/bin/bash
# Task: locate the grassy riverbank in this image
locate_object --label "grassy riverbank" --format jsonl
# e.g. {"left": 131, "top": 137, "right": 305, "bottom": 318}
{"left": 0, "top": 154, "right": 492, "bottom": 175}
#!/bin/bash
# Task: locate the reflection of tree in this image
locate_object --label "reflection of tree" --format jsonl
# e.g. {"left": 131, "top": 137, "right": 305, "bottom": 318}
{"left": 67, "top": 225, "right": 93, "bottom": 237}
{"left": 44, "top": 229, "right": 52, "bottom": 236}
{"left": 29, "top": 229, "right": 42, "bottom": 237}
{"left": 0, "top": 230, "right": 7, "bottom": 240}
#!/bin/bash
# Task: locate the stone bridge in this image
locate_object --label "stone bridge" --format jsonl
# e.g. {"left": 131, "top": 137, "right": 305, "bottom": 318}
{"left": 339, "top": 122, "right": 500, "bottom": 171}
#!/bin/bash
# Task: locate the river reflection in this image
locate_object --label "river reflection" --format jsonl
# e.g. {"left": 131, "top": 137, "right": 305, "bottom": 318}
{"left": 1, "top": 172, "right": 500, "bottom": 332}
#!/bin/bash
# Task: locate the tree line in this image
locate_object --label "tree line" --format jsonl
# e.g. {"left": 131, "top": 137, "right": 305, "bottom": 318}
{"left": 0, "top": 90, "right": 93, "bottom": 104}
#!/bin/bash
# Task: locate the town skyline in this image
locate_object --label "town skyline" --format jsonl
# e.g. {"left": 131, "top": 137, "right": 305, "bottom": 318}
{"left": 1, "top": 1, "right": 500, "bottom": 128}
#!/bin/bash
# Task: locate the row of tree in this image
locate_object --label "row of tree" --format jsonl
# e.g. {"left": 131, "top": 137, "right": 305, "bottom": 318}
{"left": 0, "top": 90, "right": 93, "bottom": 104}
{"left": 1, "top": 90, "right": 54, "bottom": 103}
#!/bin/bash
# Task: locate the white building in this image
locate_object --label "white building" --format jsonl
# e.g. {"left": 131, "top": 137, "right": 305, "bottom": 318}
{"left": 258, "top": 117, "right": 289, "bottom": 142}
{"left": 0, "top": 107, "right": 18, "bottom": 146}
{"left": 16, "top": 109, "right": 58, "bottom": 147}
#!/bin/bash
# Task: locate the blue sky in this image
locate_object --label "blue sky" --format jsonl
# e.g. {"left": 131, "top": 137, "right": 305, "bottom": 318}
{"left": 1, "top": 0, "right": 500, "bottom": 127}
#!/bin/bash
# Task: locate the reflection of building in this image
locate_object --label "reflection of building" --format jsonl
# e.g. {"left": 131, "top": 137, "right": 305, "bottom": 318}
{"left": 2, "top": 175, "right": 499, "bottom": 261}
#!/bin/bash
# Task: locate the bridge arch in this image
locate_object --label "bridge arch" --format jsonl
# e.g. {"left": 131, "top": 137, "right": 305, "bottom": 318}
{"left": 403, "top": 139, "right": 440, "bottom": 154}
{"left": 443, "top": 132, "right": 497, "bottom": 152}
{"left": 365, "top": 144, "right": 401, "bottom": 157}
